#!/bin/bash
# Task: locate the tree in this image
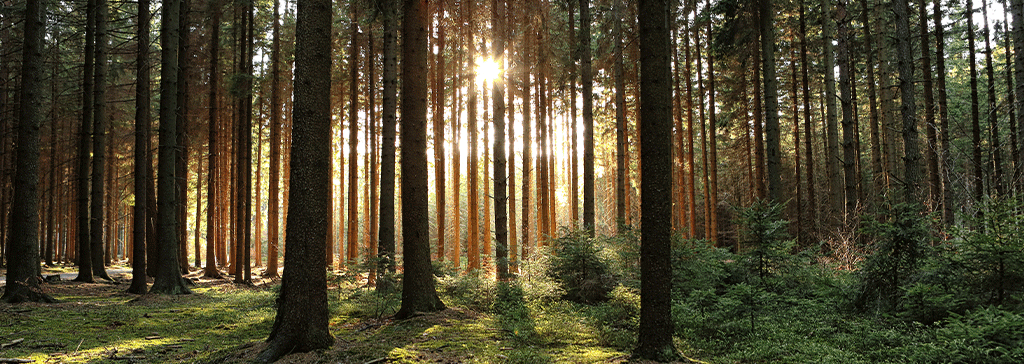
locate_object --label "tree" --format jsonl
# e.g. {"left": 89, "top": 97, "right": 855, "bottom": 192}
{"left": 73, "top": 0, "right": 97, "bottom": 284}
{"left": 150, "top": 0, "right": 191, "bottom": 295}
{"left": 968, "top": 0, "right": 983, "bottom": 203}
{"left": 895, "top": 0, "right": 920, "bottom": 201}
{"left": 493, "top": 0, "right": 509, "bottom": 281}
{"left": 128, "top": 0, "right": 152, "bottom": 294}
{"left": 2, "top": 0, "right": 56, "bottom": 303}
{"left": 634, "top": 0, "right": 675, "bottom": 359}
{"left": 762, "top": 0, "right": 781, "bottom": 202}
{"left": 1014, "top": 0, "right": 1024, "bottom": 186}
{"left": 933, "top": 0, "right": 955, "bottom": 225}
{"left": 257, "top": 0, "right": 335, "bottom": 359}
{"left": 205, "top": 0, "right": 224, "bottom": 279}
{"left": 348, "top": 6, "right": 360, "bottom": 265}
{"left": 234, "top": 0, "right": 254, "bottom": 284}
{"left": 615, "top": 3, "right": 626, "bottom": 228}
{"left": 432, "top": 3, "right": 446, "bottom": 262}
{"left": 395, "top": 0, "right": 446, "bottom": 319}
{"left": 838, "top": 0, "right": 857, "bottom": 216}
{"left": 378, "top": 0, "right": 398, "bottom": 288}
{"left": 90, "top": 0, "right": 112, "bottom": 280}
{"left": 982, "top": 0, "right": 1003, "bottom": 196}
{"left": 580, "top": 0, "right": 595, "bottom": 235}
{"left": 823, "top": 0, "right": 842, "bottom": 216}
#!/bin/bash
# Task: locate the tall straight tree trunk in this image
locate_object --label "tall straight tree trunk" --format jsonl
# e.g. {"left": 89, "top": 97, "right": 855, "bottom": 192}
{"left": 521, "top": 16, "right": 533, "bottom": 258}
{"left": 823, "top": 0, "right": 842, "bottom": 214}
{"left": 234, "top": 0, "right": 253, "bottom": 283}
{"left": 580, "top": 0, "right": 595, "bottom": 235}
{"left": 762, "top": 0, "right": 782, "bottom": 202}
{"left": 982, "top": 0, "right": 1003, "bottom": 196}
{"left": 129, "top": 0, "right": 151, "bottom": 293}
{"left": 467, "top": 8, "right": 480, "bottom": 270}
{"left": 569, "top": 0, "right": 579, "bottom": 224}
{"left": 1013, "top": 0, "right": 1024, "bottom": 191}
{"left": 507, "top": 45, "right": 517, "bottom": 272}
{"left": 791, "top": 49, "right": 802, "bottom": 244}
{"left": 450, "top": 50, "right": 462, "bottom": 268}
{"left": 3, "top": 0, "right": 55, "bottom": 303}
{"left": 492, "top": 0, "right": 509, "bottom": 280}
{"left": 860, "top": 0, "right": 879, "bottom": 204}
{"left": 74, "top": 0, "right": 97, "bottom": 283}
{"left": 1002, "top": 0, "right": 1019, "bottom": 193}
{"left": 615, "top": 4, "right": 626, "bottom": 228}
{"left": 752, "top": 50, "right": 766, "bottom": 200}
{"left": 91, "top": 0, "right": 112, "bottom": 280}
{"left": 838, "top": 1, "right": 857, "bottom": 217}
{"left": 894, "top": 0, "right": 921, "bottom": 200}
{"left": 367, "top": 32, "right": 379, "bottom": 282}
{"left": 684, "top": 18, "right": 697, "bottom": 238}
{"left": 378, "top": 0, "right": 399, "bottom": 287}
{"left": 968, "top": 0, "right": 984, "bottom": 203}
{"left": 634, "top": 0, "right": 676, "bottom": 358}
{"left": 396, "top": 0, "right": 446, "bottom": 319}
{"left": 696, "top": 26, "right": 709, "bottom": 238}
{"left": 918, "top": 0, "right": 940, "bottom": 206}
{"left": 432, "top": 7, "right": 446, "bottom": 261}
{"left": 150, "top": 0, "right": 190, "bottom": 294}
{"left": 347, "top": 12, "right": 360, "bottom": 265}
{"left": 934, "top": 0, "right": 955, "bottom": 224}
{"left": 206, "top": 0, "right": 224, "bottom": 278}
{"left": 706, "top": 3, "right": 718, "bottom": 242}
{"left": 256, "top": 0, "right": 334, "bottom": 357}
{"left": 800, "top": 2, "right": 817, "bottom": 236}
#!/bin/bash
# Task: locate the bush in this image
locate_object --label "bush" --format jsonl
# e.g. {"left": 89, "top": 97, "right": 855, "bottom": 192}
{"left": 856, "top": 201, "right": 931, "bottom": 313}
{"left": 548, "top": 227, "right": 615, "bottom": 304}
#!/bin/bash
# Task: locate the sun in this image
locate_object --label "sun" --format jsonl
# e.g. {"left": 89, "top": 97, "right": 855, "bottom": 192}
{"left": 476, "top": 57, "right": 502, "bottom": 83}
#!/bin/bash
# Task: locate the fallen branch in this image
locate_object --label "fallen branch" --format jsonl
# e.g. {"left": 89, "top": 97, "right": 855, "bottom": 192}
{"left": 0, "top": 339, "right": 24, "bottom": 349}
{"left": 363, "top": 358, "right": 388, "bottom": 364}
{"left": 0, "top": 359, "right": 34, "bottom": 363}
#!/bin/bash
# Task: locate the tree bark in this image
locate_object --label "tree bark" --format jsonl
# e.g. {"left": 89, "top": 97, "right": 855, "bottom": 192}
{"left": 762, "top": 0, "right": 782, "bottom": 203}
{"left": 634, "top": 0, "right": 675, "bottom": 359}
{"left": 3, "top": 0, "right": 56, "bottom": 303}
{"left": 74, "top": 0, "right": 97, "bottom": 283}
{"left": 823, "top": 0, "right": 842, "bottom": 214}
{"left": 934, "top": 0, "right": 955, "bottom": 225}
{"left": 580, "top": 0, "right": 595, "bottom": 235}
{"left": 982, "top": 0, "right": 1003, "bottom": 196}
{"left": 206, "top": 0, "right": 224, "bottom": 278}
{"left": 347, "top": 10, "right": 360, "bottom": 265}
{"left": 968, "top": 0, "right": 984, "bottom": 203}
{"left": 129, "top": 0, "right": 152, "bottom": 294}
{"left": 838, "top": 0, "right": 858, "bottom": 216}
{"left": 895, "top": 0, "right": 921, "bottom": 201}
{"left": 378, "top": 0, "right": 398, "bottom": 288}
{"left": 493, "top": 0, "right": 509, "bottom": 281}
{"left": 150, "top": 0, "right": 190, "bottom": 295}
{"left": 395, "top": 0, "right": 446, "bottom": 319}
{"left": 257, "top": 0, "right": 335, "bottom": 358}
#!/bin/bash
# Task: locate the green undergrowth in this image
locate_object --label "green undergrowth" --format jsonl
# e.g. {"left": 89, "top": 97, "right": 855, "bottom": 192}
{"left": 0, "top": 277, "right": 276, "bottom": 363}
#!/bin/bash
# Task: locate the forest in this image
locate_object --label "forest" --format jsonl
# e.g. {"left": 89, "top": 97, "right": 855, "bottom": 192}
{"left": 2, "top": 0, "right": 1024, "bottom": 362}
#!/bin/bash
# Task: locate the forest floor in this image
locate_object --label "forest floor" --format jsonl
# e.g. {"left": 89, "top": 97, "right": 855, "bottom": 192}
{"left": 0, "top": 266, "right": 688, "bottom": 364}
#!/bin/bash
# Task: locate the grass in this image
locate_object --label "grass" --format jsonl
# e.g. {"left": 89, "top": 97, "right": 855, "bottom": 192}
{"left": 0, "top": 267, "right": 638, "bottom": 364}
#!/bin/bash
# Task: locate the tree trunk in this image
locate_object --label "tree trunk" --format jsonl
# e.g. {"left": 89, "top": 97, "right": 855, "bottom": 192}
{"left": 894, "top": 0, "right": 921, "bottom": 201}
{"left": 395, "top": 0, "right": 446, "bottom": 319}
{"left": 129, "top": 0, "right": 152, "bottom": 293}
{"left": 823, "top": 0, "right": 842, "bottom": 215}
{"left": 234, "top": 0, "right": 253, "bottom": 283}
{"left": 492, "top": 0, "right": 508, "bottom": 281}
{"left": 569, "top": 0, "right": 579, "bottom": 224}
{"left": 378, "top": 0, "right": 398, "bottom": 287}
{"left": 800, "top": 2, "right": 817, "bottom": 237}
{"left": 2, "top": 0, "right": 55, "bottom": 303}
{"left": 706, "top": 5, "right": 718, "bottom": 243}
{"left": 1013, "top": 0, "right": 1024, "bottom": 195}
{"left": 918, "top": 0, "right": 940, "bottom": 207}
{"left": 934, "top": 0, "right": 955, "bottom": 225}
{"left": 615, "top": 4, "right": 626, "bottom": 228}
{"left": 982, "top": 0, "right": 1003, "bottom": 196}
{"left": 257, "top": 0, "right": 335, "bottom": 357}
{"left": 347, "top": 11, "right": 360, "bottom": 265}
{"left": 521, "top": 15, "right": 533, "bottom": 259}
{"left": 762, "top": 0, "right": 782, "bottom": 203}
{"left": 150, "top": 0, "right": 191, "bottom": 295}
{"left": 968, "top": 0, "right": 984, "bottom": 203}
{"left": 580, "top": 0, "right": 595, "bottom": 235}
{"left": 634, "top": 0, "right": 676, "bottom": 358}
{"left": 838, "top": 1, "right": 857, "bottom": 217}
{"left": 433, "top": 6, "right": 446, "bottom": 261}
{"left": 684, "top": 18, "right": 697, "bottom": 238}
{"left": 206, "top": 0, "right": 224, "bottom": 278}
{"left": 74, "top": 0, "right": 97, "bottom": 283}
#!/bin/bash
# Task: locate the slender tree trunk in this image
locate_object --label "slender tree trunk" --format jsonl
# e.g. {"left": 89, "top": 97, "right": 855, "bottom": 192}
{"left": 752, "top": 49, "right": 766, "bottom": 201}
{"left": 762, "top": 0, "right": 782, "bottom": 202}
{"left": 206, "top": 0, "right": 224, "bottom": 278}
{"left": 706, "top": 5, "right": 718, "bottom": 242}
{"left": 467, "top": 10, "right": 480, "bottom": 270}
{"left": 917, "top": 0, "right": 940, "bottom": 207}
{"left": 347, "top": 11, "right": 360, "bottom": 265}
{"left": 433, "top": 8, "right": 446, "bottom": 261}
{"left": 378, "top": 0, "right": 399, "bottom": 287}
{"left": 493, "top": 0, "right": 508, "bottom": 280}
{"left": 129, "top": 0, "right": 152, "bottom": 293}
{"left": 838, "top": 1, "right": 857, "bottom": 216}
{"left": 74, "top": 0, "right": 97, "bottom": 283}
{"left": 1013, "top": 0, "right": 1024, "bottom": 193}
{"left": 521, "top": 15, "right": 533, "bottom": 259}
{"left": 800, "top": 2, "right": 817, "bottom": 236}
{"left": 684, "top": 18, "right": 697, "bottom": 238}
{"left": 615, "top": 4, "right": 626, "bottom": 228}
{"left": 580, "top": 0, "right": 595, "bottom": 235}
{"left": 968, "top": 0, "right": 984, "bottom": 203}
{"left": 823, "top": 0, "right": 842, "bottom": 214}
{"left": 935, "top": 0, "right": 955, "bottom": 224}
{"left": 569, "top": 0, "right": 579, "bottom": 224}
{"left": 895, "top": 0, "right": 921, "bottom": 201}
{"left": 982, "top": 0, "right": 1003, "bottom": 196}
{"left": 1002, "top": 0, "right": 1019, "bottom": 194}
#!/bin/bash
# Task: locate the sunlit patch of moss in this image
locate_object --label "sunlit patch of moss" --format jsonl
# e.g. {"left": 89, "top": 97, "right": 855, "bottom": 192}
{"left": 549, "top": 344, "right": 627, "bottom": 363}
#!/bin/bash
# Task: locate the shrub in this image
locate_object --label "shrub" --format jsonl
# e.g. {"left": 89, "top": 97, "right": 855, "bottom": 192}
{"left": 548, "top": 227, "right": 614, "bottom": 304}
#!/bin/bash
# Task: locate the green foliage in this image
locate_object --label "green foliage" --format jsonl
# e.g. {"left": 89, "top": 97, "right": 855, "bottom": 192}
{"left": 857, "top": 201, "right": 932, "bottom": 313}
{"left": 548, "top": 227, "right": 615, "bottom": 304}
{"left": 950, "top": 197, "right": 1024, "bottom": 307}
{"left": 588, "top": 285, "right": 640, "bottom": 348}
{"left": 436, "top": 267, "right": 496, "bottom": 311}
